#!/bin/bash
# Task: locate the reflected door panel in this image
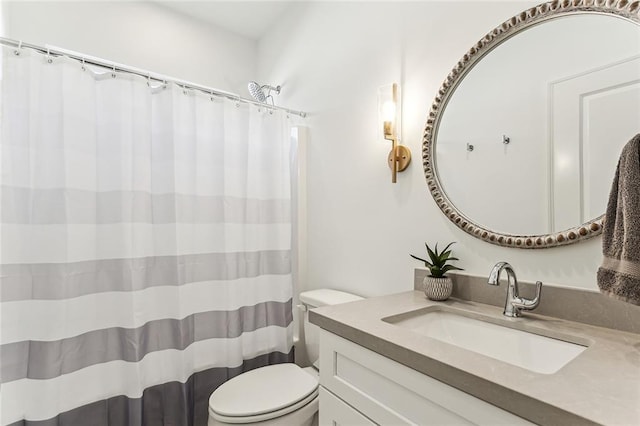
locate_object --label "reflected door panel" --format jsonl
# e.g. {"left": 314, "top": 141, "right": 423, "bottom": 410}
{"left": 551, "top": 56, "right": 640, "bottom": 231}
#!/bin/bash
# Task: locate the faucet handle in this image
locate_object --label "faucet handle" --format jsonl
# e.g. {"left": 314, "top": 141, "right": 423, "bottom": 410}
{"left": 512, "top": 281, "right": 542, "bottom": 311}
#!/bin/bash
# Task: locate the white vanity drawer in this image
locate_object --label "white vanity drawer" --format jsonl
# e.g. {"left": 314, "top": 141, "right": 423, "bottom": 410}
{"left": 319, "top": 330, "right": 533, "bottom": 426}
{"left": 319, "top": 387, "right": 376, "bottom": 426}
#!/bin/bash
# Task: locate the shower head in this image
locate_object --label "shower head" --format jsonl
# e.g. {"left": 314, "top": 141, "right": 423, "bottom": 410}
{"left": 247, "top": 81, "right": 281, "bottom": 105}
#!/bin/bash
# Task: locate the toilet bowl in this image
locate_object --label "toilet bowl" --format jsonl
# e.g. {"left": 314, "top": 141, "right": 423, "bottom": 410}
{"left": 208, "top": 289, "right": 363, "bottom": 426}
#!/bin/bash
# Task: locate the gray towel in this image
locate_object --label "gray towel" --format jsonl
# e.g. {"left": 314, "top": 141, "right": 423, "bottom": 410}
{"left": 597, "top": 133, "right": 640, "bottom": 305}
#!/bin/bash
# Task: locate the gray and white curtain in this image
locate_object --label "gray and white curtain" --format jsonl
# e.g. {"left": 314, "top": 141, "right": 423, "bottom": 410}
{"left": 0, "top": 46, "right": 295, "bottom": 425}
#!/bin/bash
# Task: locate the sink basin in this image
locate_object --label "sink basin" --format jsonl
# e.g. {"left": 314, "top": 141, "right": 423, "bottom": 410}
{"left": 383, "top": 308, "right": 588, "bottom": 374}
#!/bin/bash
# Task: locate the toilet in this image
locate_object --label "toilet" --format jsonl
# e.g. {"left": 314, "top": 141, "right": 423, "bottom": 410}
{"left": 208, "top": 289, "right": 363, "bottom": 425}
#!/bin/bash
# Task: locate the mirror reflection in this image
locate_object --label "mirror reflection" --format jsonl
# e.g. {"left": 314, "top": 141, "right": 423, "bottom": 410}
{"left": 435, "top": 14, "right": 640, "bottom": 236}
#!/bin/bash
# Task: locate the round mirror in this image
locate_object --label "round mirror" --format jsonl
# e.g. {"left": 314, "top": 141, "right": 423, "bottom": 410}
{"left": 423, "top": 1, "right": 640, "bottom": 249}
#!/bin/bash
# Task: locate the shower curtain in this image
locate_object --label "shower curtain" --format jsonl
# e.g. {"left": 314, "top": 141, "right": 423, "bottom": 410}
{"left": 0, "top": 46, "right": 295, "bottom": 426}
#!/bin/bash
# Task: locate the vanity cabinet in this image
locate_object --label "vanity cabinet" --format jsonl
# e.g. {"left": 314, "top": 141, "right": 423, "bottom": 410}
{"left": 318, "top": 330, "right": 534, "bottom": 426}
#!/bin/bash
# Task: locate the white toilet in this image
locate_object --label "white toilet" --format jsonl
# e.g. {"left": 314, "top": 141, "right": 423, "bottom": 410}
{"left": 208, "top": 289, "right": 363, "bottom": 426}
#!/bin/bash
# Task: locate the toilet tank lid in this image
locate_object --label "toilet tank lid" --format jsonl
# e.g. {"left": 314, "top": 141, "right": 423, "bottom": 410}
{"left": 299, "top": 289, "right": 363, "bottom": 308}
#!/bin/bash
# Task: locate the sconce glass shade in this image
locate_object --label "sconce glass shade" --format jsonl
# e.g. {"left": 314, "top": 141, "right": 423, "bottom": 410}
{"left": 378, "top": 83, "right": 402, "bottom": 142}
{"left": 382, "top": 101, "right": 396, "bottom": 122}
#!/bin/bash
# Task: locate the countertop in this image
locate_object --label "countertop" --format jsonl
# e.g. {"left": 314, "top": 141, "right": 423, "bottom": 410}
{"left": 310, "top": 291, "right": 640, "bottom": 426}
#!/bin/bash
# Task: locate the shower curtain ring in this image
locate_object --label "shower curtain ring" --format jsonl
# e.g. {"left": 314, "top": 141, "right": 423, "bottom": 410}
{"left": 46, "top": 48, "right": 52, "bottom": 63}
{"left": 111, "top": 65, "right": 116, "bottom": 79}
{"left": 14, "top": 40, "right": 22, "bottom": 56}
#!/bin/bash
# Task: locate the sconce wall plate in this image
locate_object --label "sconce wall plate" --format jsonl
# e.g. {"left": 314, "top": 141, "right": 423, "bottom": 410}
{"left": 388, "top": 145, "right": 411, "bottom": 172}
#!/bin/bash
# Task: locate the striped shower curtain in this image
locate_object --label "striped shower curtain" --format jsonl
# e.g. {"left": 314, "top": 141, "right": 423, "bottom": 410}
{"left": 0, "top": 46, "right": 295, "bottom": 425}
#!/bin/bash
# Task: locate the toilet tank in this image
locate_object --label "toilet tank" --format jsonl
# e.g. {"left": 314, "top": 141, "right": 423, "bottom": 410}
{"left": 299, "top": 289, "right": 363, "bottom": 367}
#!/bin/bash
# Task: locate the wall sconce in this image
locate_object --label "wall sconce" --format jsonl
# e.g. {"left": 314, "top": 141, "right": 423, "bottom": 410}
{"left": 379, "top": 83, "right": 411, "bottom": 183}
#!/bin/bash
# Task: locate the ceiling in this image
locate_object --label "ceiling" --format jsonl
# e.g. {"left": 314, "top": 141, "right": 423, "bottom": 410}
{"left": 157, "top": 1, "right": 296, "bottom": 40}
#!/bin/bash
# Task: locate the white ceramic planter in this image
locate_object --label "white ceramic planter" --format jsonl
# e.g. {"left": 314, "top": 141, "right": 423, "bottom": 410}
{"left": 423, "top": 276, "right": 453, "bottom": 301}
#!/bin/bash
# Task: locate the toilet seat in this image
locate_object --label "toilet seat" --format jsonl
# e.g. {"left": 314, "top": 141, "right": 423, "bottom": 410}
{"left": 208, "top": 363, "right": 319, "bottom": 424}
{"left": 209, "top": 389, "right": 318, "bottom": 424}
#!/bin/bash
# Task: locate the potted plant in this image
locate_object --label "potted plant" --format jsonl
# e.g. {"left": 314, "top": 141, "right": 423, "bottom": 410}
{"left": 410, "top": 242, "right": 463, "bottom": 301}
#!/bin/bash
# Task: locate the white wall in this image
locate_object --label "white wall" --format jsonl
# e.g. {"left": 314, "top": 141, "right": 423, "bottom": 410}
{"left": 258, "top": 1, "right": 604, "bottom": 296}
{"left": 0, "top": 1, "right": 6, "bottom": 41}
{"left": 2, "top": 1, "right": 256, "bottom": 95}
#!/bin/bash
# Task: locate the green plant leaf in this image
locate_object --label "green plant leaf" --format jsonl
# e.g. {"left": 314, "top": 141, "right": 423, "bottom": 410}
{"left": 426, "top": 243, "right": 437, "bottom": 264}
{"left": 410, "top": 254, "right": 433, "bottom": 268}
{"left": 440, "top": 242, "right": 456, "bottom": 256}
{"left": 430, "top": 265, "right": 443, "bottom": 278}
{"left": 441, "top": 265, "right": 464, "bottom": 274}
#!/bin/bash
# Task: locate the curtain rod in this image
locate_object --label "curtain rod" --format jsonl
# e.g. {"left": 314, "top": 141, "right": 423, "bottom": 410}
{"left": 0, "top": 37, "right": 307, "bottom": 118}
